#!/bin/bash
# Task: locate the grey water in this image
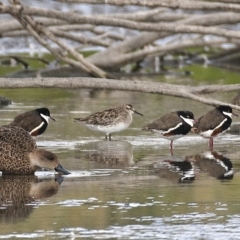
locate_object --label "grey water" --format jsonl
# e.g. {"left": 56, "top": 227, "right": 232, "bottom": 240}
{"left": 1, "top": 1, "right": 240, "bottom": 239}
{"left": 0, "top": 85, "right": 240, "bottom": 240}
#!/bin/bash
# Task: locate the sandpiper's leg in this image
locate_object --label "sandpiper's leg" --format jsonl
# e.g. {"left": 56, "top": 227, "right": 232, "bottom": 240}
{"left": 170, "top": 141, "right": 173, "bottom": 156}
{"left": 109, "top": 134, "right": 112, "bottom": 141}
{"left": 209, "top": 137, "right": 213, "bottom": 150}
{"left": 105, "top": 134, "right": 108, "bottom": 140}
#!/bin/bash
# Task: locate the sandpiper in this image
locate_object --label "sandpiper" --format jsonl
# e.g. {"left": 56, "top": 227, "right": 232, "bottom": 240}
{"left": 74, "top": 104, "right": 143, "bottom": 140}
{"left": 142, "top": 110, "right": 195, "bottom": 155}
{"left": 192, "top": 105, "right": 237, "bottom": 150}
{"left": 8, "top": 108, "right": 55, "bottom": 136}
{"left": 0, "top": 126, "right": 70, "bottom": 175}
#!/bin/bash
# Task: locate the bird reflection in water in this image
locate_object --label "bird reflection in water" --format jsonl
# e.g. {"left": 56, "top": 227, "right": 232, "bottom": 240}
{"left": 0, "top": 176, "right": 63, "bottom": 222}
{"left": 154, "top": 156, "right": 195, "bottom": 183}
{"left": 188, "top": 151, "right": 233, "bottom": 180}
{"left": 76, "top": 141, "right": 134, "bottom": 168}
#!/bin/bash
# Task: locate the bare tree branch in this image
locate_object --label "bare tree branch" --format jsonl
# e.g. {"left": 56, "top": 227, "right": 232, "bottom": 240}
{"left": 2, "top": 5, "right": 240, "bottom": 40}
{"left": 8, "top": 0, "right": 113, "bottom": 78}
{"left": 53, "top": 0, "right": 240, "bottom": 12}
{"left": 0, "top": 77, "right": 239, "bottom": 110}
{"left": 1, "top": 0, "right": 240, "bottom": 78}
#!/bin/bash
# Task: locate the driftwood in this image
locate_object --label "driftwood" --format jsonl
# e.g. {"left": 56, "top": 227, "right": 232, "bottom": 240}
{"left": 0, "top": 78, "right": 240, "bottom": 111}
{"left": 1, "top": 1, "right": 240, "bottom": 109}
{"left": 1, "top": 0, "right": 240, "bottom": 72}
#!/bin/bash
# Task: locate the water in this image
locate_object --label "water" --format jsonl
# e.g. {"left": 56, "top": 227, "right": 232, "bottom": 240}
{"left": 0, "top": 83, "right": 240, "bottom": 239}
{"left": 1, "top": 1, "right": 240, "bottom": 238}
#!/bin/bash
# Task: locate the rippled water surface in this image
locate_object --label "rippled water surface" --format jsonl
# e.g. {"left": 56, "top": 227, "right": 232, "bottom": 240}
{"left": 0, "top": 85, "right": 239, "bottom": 240}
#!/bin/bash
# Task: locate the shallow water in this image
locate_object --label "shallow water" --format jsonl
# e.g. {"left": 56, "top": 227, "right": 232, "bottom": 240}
{"left": 0, "top": 85, "right": 240, "bottom": 239}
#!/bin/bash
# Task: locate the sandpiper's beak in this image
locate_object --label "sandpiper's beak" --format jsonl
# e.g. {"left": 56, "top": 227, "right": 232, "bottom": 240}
{"left": 55, "top": 164, "right": 71, "bottom": 175}
{"left": 233, "top": 111, "right": 239, "bottom": 117}
{"left": 74, "top": 118, "right": 81, "bottom": 122}
{"left": 133, "top": 109, "right": 143, "bottom": 116}
{"left": 50, "top": 116, "right": 56, "bottom": 121}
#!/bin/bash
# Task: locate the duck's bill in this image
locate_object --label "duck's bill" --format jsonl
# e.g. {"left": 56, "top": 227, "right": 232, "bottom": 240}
{"left": 134, "top": 110, "right": 143, "bottom": 116}
{"left": 55, "top": 164, "right": 71, "bottom": 175}
{"left": 55, "top": 176, "right": 64, "bottom": 185}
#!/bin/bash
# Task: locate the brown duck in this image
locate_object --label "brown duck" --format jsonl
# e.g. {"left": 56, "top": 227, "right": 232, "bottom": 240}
{"left": 0, "top": 126, "right": 70, "bottom": 175}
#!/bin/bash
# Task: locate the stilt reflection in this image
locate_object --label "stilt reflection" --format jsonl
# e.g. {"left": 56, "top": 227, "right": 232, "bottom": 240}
{"left": 154, "top": 155, "right": 195, "bottom": 183}
{"left": 187, "top": 151, "right": 233, "bottom": 180}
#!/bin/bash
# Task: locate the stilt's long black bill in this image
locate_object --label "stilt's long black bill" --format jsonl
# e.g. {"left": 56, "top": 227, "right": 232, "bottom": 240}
{"left": 55, "top": 164, "right": 71, "bottom": 175}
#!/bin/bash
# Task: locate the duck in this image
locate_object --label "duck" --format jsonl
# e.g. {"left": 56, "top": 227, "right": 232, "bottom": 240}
{"left": 0, "top": 176, "right": 64, "bottom": 221}
{"left": 8, "top": 108, "right": 55, "bottom": 136}
{"left": 0, "top": 126, "right": 70, "bottom": 175}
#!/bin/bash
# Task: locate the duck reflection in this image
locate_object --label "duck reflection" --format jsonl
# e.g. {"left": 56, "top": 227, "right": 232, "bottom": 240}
{"left": 188, "top": 151, "right": 233, "bottom": 180}
{"left": 154, "top": 156, "right": 195, "bottom": 183}
{"left": 0, "top": 176, "right": 63, "bottom": 222}
{"left": 77, "top": 141, "right": 134, "bottom": 168}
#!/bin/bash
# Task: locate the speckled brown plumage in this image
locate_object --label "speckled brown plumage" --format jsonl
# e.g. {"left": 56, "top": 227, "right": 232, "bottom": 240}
{"left": 0, "top": 176, "right": 63, "bottom": 222}
{"left": 74, "top": 104, "right": 143, "bottom": 140}
{"left": 0, "top": 126, "right": 70, "bottom": 175}
{"left": 76, "top": 104, "right": 133, "bottom": 126}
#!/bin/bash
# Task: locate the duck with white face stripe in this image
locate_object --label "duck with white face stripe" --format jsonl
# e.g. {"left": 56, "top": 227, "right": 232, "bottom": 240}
{"left": 142, "top": 110, "right": 196, "bottom": 155}
{"left": 192, "top": 105, "right": 238, "bottom": 150}
{"left": 8, "top": 108, "right": 55, "bottom": 137}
